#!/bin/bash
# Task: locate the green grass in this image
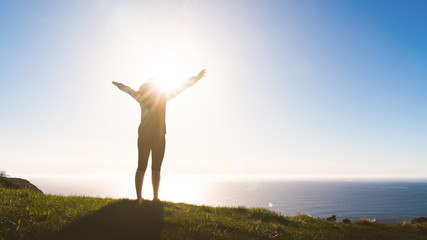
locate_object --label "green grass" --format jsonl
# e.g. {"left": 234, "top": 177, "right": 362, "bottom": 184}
{"left": 1, "top": 187, "right": 427, "bottom": 240}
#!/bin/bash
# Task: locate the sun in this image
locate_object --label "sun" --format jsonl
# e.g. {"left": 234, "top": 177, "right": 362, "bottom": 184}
{"left": 146, "top": 50, "right": 195, "bottom": 92}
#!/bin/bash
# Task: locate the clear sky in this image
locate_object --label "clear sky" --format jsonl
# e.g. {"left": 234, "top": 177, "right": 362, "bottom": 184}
{"left": 1, "top": 0, "right": 426, "bottom": 178}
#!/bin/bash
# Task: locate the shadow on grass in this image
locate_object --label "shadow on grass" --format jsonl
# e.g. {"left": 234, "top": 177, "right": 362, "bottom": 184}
{"left": 49, "top": 199, "right": 164, "bottom": 240}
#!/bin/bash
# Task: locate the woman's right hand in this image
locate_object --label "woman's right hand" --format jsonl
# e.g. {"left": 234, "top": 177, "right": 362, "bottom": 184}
{"left": 112, "top": 81, "right": 123, "bottom": 88}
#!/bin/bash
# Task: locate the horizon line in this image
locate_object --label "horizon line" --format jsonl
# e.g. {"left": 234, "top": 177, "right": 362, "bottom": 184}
{"left": 12, "top": 173, "right": 427, "bottom": 181}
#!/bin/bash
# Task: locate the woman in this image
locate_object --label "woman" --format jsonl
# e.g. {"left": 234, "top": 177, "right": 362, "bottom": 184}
{"left": 112, "top": 69, "right": 206, "bottom": 201}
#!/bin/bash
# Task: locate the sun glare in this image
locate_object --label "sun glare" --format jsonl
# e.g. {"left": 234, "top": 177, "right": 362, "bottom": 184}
{"left": 104, "top": 2, "right": 210, "bottom": 97}
{"left": 119, "top": 175, "right": 202, "bottom": 203}
{"left": 144, "top": 50, "right": 196, "bottom": 92}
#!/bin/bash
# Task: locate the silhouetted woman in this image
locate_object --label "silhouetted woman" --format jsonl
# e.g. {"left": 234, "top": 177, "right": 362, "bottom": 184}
{"left": 112, "top": 69, "right": 206, "bottom": 201}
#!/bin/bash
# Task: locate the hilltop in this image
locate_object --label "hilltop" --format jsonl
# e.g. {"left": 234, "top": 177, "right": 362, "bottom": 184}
{"left": 1, "top": 187, "right": 426, "bottom": 240}
{"left": 0, "top": 176, "right": 43, "bottom": 193}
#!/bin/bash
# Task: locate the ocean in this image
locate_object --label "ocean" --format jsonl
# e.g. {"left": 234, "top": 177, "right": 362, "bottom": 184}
{"left": 27, "top": 175, "right": 427, "bottom": 224}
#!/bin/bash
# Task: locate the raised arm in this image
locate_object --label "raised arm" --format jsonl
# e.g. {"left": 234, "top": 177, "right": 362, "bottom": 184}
{"left": 166, "top": 69, "right": 206, "bottom": 100}
{"left": 112, "top": 81, "right": 143, "bottom": 101}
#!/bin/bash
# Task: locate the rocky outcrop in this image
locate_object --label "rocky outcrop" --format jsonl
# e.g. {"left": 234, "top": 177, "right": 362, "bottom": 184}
{"left": 0, "top": 177, "right": 43, "bottom": 193}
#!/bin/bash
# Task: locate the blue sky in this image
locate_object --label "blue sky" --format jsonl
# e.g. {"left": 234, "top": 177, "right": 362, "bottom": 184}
{"left": 1, "top": 0, "right": 426, "bottom": 178}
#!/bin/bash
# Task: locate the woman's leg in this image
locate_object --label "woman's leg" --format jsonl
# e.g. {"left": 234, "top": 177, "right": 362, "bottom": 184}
{"left": 151, "top": 135, "right": 166, "bottom": 200}
{"left": 136, "top": 137, "right": 150, "bottom": 200}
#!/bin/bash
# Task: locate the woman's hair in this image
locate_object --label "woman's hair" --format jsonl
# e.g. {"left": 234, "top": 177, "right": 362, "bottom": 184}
{"left": 139, "top": 78, "right": 159, "bottom": 94}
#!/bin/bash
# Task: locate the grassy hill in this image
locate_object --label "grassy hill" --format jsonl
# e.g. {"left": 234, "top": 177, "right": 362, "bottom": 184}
{"left": 1, "top": 187, "right": 427, "bottom": 240}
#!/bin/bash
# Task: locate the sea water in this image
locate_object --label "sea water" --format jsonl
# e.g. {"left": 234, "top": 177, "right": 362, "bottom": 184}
{"left": 27, "top": 175, "right": 427, "bottom": 224}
